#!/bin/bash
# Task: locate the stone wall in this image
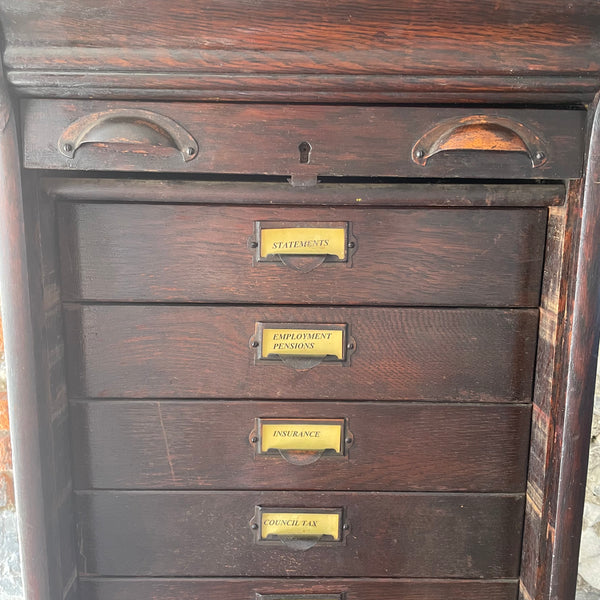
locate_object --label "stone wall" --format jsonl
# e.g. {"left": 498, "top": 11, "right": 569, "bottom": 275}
{"left": 0, "top": 303, "right": 23, "bottom": 600}
{"left": 578, "top": 378, "right": 600, "bottom": 600}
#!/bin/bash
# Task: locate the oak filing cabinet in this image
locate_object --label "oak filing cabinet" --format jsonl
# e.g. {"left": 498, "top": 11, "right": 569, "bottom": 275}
{"left": 1, "top": 3, "right": 600, "bottom": 600}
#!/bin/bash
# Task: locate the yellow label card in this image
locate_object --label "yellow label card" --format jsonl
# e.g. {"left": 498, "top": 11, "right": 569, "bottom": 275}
{"left": 260, "top": 227, "right": 346, "bottom": 259}
{"left": 261, "top": 511, "right": 341, "bottom": 540}
{"left": 261, "top": 328, "right": 344, "bottom": 359}
{"left": 260, "top": 420, "right": 344, "bottom": 453}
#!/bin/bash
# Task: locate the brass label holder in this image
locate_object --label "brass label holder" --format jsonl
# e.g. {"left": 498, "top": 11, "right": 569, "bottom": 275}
{"left": 248, "top": 221, "right": 357, "bottom": 272}
{"left": 250, "top": 322, "right": 355, "bottom": 370}
{"left": 251, "top": 507, "right": 348, "bottom": 550}
{"left": 250, "top": 418, "right": 353, "bottom": 465}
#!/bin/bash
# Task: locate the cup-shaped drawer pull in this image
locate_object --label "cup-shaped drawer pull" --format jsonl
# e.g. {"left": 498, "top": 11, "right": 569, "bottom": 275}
{"left": 412, "top": 115, "right": 547, "bottom": 167}
{"left": 250, "top": 418, "right": 353, "bottom": 465}
{"left": 58, "top": 108, "right": 198, "bottom": 161}
{"left": 251, "top": 507, "right": 349, "bottom": 550}
{"left": 250, "top": 322, "right": 356, "bottom": 370}
{"left": 249, "top": 221, "right": 357, "bottom": 273}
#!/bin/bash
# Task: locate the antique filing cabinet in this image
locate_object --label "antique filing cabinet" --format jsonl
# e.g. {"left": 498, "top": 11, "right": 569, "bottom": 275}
{"left": 1, "top": 3, "right": 600, "bottom": 600}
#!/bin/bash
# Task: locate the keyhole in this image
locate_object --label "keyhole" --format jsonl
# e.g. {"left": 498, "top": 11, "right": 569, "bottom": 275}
{"left": 298, "top": 141, "right": 312, "bottom": 164}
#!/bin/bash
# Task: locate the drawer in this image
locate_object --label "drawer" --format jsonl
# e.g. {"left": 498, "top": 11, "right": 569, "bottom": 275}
{"left": 75, "top": 491, "right": 524, "bottom": 577}
{"left": 63, "top": 305, "right": 538, "bottom": 401}
{"left": 78, "top": 578, "right": 519, "bottom": 600}
{"left": 71, "top": 401, "right": 531, "bottom": 492}
{"left": 24, "top": 101, "right": 585, "bottom": 178}
{"left": 58, "top": 203, "right": 547, "bottom": 306}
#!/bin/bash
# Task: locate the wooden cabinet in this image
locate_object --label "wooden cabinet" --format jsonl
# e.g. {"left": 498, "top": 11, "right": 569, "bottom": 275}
{"left": 0, "top": 3, "right": 599, "bottom": 600}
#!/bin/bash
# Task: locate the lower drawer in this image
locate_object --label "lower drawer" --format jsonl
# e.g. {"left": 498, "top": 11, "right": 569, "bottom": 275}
{"left": 71, "top": 401, "right": 531, "bottom": 492}
{"left": 78, "top": 578, "right": 519, "bottom": 600}
{"left": 75, "top": 491, "right": 524, "bottom": 578}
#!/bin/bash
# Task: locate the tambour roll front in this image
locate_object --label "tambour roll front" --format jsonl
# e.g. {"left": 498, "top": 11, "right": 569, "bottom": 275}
{"left": 0, "top": 3, "right": 599, "bottom": 600}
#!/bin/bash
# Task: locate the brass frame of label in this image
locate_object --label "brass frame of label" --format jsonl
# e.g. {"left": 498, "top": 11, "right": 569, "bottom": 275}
{"left": 250, "top": 506, "right": 347, "bottom": 549}
{"left": 256, "top": 595, "right": 343, "bottom": 600}
{"left": 251, "top": 418, "right": 353, "bottom": 464}
{"left": 248, "top": 221, "right": 357, "bottom": 273}
{"left": 250, "top": 322, "right": 355, "bottom": 369}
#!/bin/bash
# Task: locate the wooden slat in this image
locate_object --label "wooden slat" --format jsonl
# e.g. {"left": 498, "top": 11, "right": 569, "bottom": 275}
{"left": 58, "top": 204, "right": 547, "bottom": 306}
{"left": 45, "top": 178, "right": 566, "bottom": 207}
{"left": 63, "top": 305, "right": 538, "bottom": 401}
{"left": 23, "top": 101, "right": 585, "bottom": 178}
{"left": 78, "top": 577, "right": 520, "bottom": 600}
{"left": 75, "top": 491, "right": 525, "bottom": 578}
{"left": 70, "top": 400, "right": 531, "bottom": 492}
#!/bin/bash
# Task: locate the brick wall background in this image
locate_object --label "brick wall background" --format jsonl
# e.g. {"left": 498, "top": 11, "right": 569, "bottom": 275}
{"left": 0, "top": 302, "right": 598, "bottom": 598}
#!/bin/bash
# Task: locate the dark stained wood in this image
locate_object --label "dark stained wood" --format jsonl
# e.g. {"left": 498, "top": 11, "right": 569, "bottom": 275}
{"left": 519, "top": 96, "right": 600, "bottom": 600}
{"left": 2, "top": 1, "right": 600, "bottom": 104}
{"left": 45, "top": 178, "right": 566, "bottom": 207}
{"left": 58, "top": 203, "right": 547, "bottom": 306}
{"left": 70, "top": 400, "right": 531, "bottom": 492}
{"left": 75, "top": 491, "right": 525, "bottom": 578}
{"left": 0, "top": 66, "right": 56, "bottom": 600}
{"left": 78, "top": 577, "right": 520, "bottom": 600}
{"left": 23, "top": 101, "right": 586, "bottom": 179}
{"left": 8, "top": 72, "right": 600, "bottom": 104}
{"left": 63, "top": 305, "right": 538, "bottom": 401}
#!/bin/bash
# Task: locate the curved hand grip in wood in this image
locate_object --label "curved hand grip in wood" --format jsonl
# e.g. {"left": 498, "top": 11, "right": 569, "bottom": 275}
{"left": 412, "top": 115, "right": 547, "bottom": 168}
{"left": 58, "top": 109, "right": 198, "bottom": 161}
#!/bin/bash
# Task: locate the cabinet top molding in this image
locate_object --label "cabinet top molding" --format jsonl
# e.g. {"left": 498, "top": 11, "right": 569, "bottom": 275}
{"left": 1, "top": 0, "right": 599, "bottom": 102}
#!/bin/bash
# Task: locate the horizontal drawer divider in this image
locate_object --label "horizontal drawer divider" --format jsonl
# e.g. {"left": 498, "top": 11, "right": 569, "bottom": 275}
{"left": 45, "top": 177, "right": 565, "bottom": 206}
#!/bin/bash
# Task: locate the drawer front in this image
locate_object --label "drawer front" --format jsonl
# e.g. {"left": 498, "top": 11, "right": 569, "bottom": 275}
{"left": 78, "top": 578, "right": 519, "bottom": 600}
{"left": 63, "top": 305, "right": 538, "bottom": 401}
{"left": 75, "top": 491, "right": 524, "bottom": 577}
{"left": 71, "top": 401, "right": 531, "bottom": 492}
{"left": 58, "top": 203, "right": 547, "bottom": 306}
{"left": 24, "top": 101, "right": 585, "bottom": 178}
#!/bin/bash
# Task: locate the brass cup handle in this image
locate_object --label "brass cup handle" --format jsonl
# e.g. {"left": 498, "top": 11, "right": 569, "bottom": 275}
{"left": 412, "top": 115, "right": 548, "bottom": 168}
{"left": 58, "top": 108, "right": 198, "bottom": 161}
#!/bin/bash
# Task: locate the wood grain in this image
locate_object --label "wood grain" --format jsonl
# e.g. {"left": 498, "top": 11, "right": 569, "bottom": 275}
{"left": 75, "top": 490, "right": 525, "bottom": 578}
{"left": 45, "top": 178, "right": 566, "bottom": 207}
{"left": 63, "top": 305, "right": 538, "bottom": 401}
{"left": 23, "top": 101, "right": 586, "bottom": 178}
{"left": 78, "top": 577, "right": 520, "bottom": 600}
{"left": 58, "top": 203, "right": 547, "bottom": 306}
{"left": 70, "top": 400, "right": 531, "bottom": 492}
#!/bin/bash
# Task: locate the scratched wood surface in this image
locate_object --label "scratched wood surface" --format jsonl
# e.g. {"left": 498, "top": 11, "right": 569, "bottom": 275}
{"left": 70, "top": 400, "right": 531, "bottom": 492}
{"left": 22, "top": 101, "right": 586, "bottom": 178}
{"left": 58, "top": 203, "right": 547, "bottom": 306}
{"left": 63, "top": 305, "right": 538, "bottom": 401}
{"left": 78, "top": 577, "right": 520, "bottom": 600}
{"left": 2, "top": 1, "right": 599, "bottom": 101}
{"left": 75, "top": 491, "right": 525, "bottom": 577}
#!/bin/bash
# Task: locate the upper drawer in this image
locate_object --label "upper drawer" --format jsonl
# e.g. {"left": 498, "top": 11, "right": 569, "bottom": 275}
{"left": 23, "top": 101, "right": 586, "bottom": 178}
{"left": 58, "top": 203, "right": 547, "bottom": 306}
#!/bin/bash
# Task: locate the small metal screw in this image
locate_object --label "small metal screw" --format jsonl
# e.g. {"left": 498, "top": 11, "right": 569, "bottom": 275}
{"left": 187, "top": 146, "right": 196, "bottom": 156}
{"left": 348, "top": 241, "right": 355, "bottom": 249}
{"left": 345, "top": 437, "right": 353, "bottom": 445}
{"left": 251, "top": 341, "right": 259, "bottom": 348}
{"left": 63, "top": 143, "right": 73, "bottom": 153}
{"left": 250, "top": 241, "right": 258, "bottom": 248}
{"left": 415, "top": 149, "right": 425, "bottom": 159}
{"left": 535, "top": 151, "right": 545, "bottom": 161}
{"left": 251, "top": 523, "right": 259, "bottom": 530}
{"left": 347, "top": 342, "right": 355, "bottom": 350}
{"left": 342, "top": 523, "right": 350, "bottom": 531}
{"left": 251, "top": 436, "right": 259, "bottom": 443}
